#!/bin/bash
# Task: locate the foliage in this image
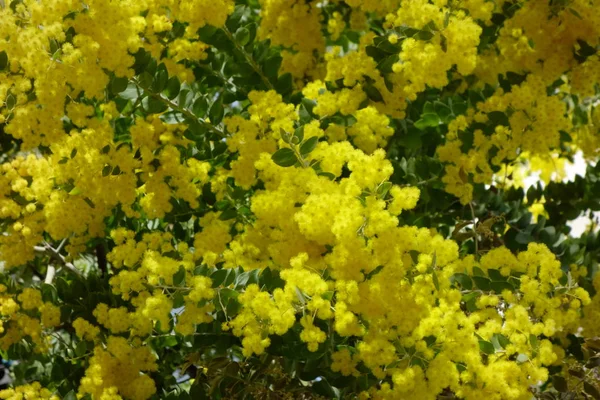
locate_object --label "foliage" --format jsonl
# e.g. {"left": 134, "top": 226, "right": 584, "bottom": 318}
{"left": 0, "top": 0, "right": 600, "bottom": 399}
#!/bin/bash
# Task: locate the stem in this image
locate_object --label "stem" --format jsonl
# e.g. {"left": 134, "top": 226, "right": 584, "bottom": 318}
{"left": 291, "top": 145, "right": 310, "bottom": 168}
{"left": 222, "top": 26, "right": 274, "bottom": 91}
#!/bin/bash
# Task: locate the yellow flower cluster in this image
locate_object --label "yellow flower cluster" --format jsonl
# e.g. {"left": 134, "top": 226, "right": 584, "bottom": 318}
{"left": 436, "top": 0, "right": 600, "bottom": 202}
{"left": 0, "top": 286, "right": 59, "bottom": 352}
{"left": 79, "top": 336, "right": 157, "bottom": 400}
{"left": 0, "top": 0, "right": 599, "bottom": 398}
{"left": 108, "top": 229, "right": 215, "bottom": 338}
{"left": 259, "top": 0, "right": 324, "bottom": 79}
{"left": 0, "top": 382, "right": 58, "bottom": 400}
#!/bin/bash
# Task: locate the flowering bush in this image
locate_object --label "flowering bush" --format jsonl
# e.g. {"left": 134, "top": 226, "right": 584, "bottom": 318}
{"left": 1, "top": 0, "right": 600, "bottom": 399}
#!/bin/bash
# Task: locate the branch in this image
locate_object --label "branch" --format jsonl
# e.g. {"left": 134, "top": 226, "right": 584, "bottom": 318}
{"left": 131, "top": 79, "right": 227, "bottom": 138}
{"left": 222, "top": 26, "right": 275, "bottom": 91}
{"left": 34, "top": 243, "right": 83, "bottom": 278}
{"left": 45, "top": 265, "right": 56, "bottom": 284}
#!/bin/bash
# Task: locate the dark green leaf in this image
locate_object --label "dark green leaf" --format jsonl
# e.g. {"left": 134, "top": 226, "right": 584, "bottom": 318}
{"left": 0, "top": 51, "right": 8, "bottom": 70}
{"left": 143, "top": 96, "right": 168, "bottom": 114}
{"left": 584, "top": 382, "right": 600, "bottom": 399}
{"left": 264, "top": 55, "right": 282, "bottom": 80}
{"left": 272, "top": 148, "right": 298, "bottom": 167}
{"left": 173, "top": 265, "right": 186, "bottom": 287}
{"left": 211, "top": 269, "right": 229, "bottom": 287}
{"left": 209, "top": 97, "right": 224, "bottom": 125}
{"left": 300, "top": 137, "right": 319, "bottom": 156}
{"left": 432, "top": 270, "right": 440, "bottom": 291}
{"left": 478, "top": 340, "right": 495, "bottom": 355}
{"left": 102, "top": 165, "right": 112, "bottom": 177}
{"left": 490, "top": 281, "right": 514, "bottom": 294}
{"left": 452, "top": 273, "right": 473, "bottom": 290}
{"left": 553, "top": 376, "right": 568, "bottom": 392}
{"left": 41, "top": 283, "right": 58, "bottom": 303}
{"left": 365, "top": 84, "right": 384, "bottom": 103}
{"left": 193, "top": 97, "right": 209, "bottom": 118}
{"left": 164, "top": 76, "right": 181, "bottom": 100}
{"left": 219, "top": 208, "right": 237, "bottom": 220}
{"left": 472, "top": 276, "right": 491, "bottom": 291}
{"left": 110, "top": 77, "right": 129, "bottom": 95}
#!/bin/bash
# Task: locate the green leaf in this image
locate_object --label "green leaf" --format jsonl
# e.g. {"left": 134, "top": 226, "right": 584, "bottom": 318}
{"left": 64, "top": 391, "right": 77, "bottom": 400}
{"left": 300, "top": 137, "right": 319, "bottom": 156}
{"left": 102, "top": 165, "right": 112, "bottom": 177}
{"left": 515, "top": 231, "right": 531, "bottom": 244}
{"left": 110, "top": 77, "right": 129, "bottom": 95}
{"left": 416, "top": 30, "right": 435, "bottom": 41}
{"left": 569, "top": 7, "right": 582, "bottom": 19}
{"left": 234, "top": 269, "right": 260, "bottom": 289}
{"left": 312, "top": 377, "right": 339, "bottom": 398}
{"left": 211, "top": 269, "right": 230, "bottom": 287}
{"left": 487, "top": 111, "right": 509, "bottom": 127}
{"left": 516, "top": 353, "right": 529, "bottom": 363}
{"left": 152, "top": 64, "right": 169, "bottom": 92}
{"left": 487, "top": 269, "right": 505, "bottom": 281}
{"left": 164, "top": 76, "right": 181, "bottom": 100}
{"left": 69, "top": 187, "right": 82, "bottom": 196}
{"left": 377, "top": 182, "right": 393, "bottom": 199}
{"left": 491, "top": 333, "right": 510, "bottom": 350}
{"left": 272, "top": 148, "right": 298, "bottom": 167}
{"left": 584, "top": 382, "right": 600, "bottom": 399}
{"left": 552, "top": 376, "right": 568, "bottom": 392}
{"left": 276, "top": 72, "right": 293, "bottom": 95}
{"left": 173, "top": 265, "right": 186, "bottom": 287}
{"left": 294, "top": 125, "right": 305, "bottom": 143}
{"left": 321, "top": 291, "right": 334, "bottom": 301}
{"left": 264, "top": 55, "right": 282, "bottom": 80}
{"left": 414, "top": 113, "right": 440, "bottom": 130}
{"left": 0, "top": 51, "right": 8, "bottom": 70}
{"left": 75, "top": 340, "right": 87, "bottom": 357}
{"left": 478, "top": 340, "right": 495, "bottom": 355}
{"left": 235, "top": 27, "right": 250, "bottom": 46}
{"left": 318, "top": 172, "right": 336, "bottom": 180}
{"left": 143, "top": 96, "right": 168, "bottom": 114}
{"left": 432, "top": 270, "right": 440, "bottom": 291}
{"left": 193, "top": 97, "right": 209, "bottom": 118}
{"left": 41, "top": 283, "right": 58, "bottom": 303}
{"left": 209, "top": 97, "right": 224, "bottom": 125}
{"left": 190, "top": 383, "right": 208, "bottom": 400}
{"left": 219, "top": 208, "right": 237, "bottom": 220}
{"left": 451, "top": 273, "right": 473, "bottom": 290}
{"left": 472, "top": 276, "right": 491, "bottom": 291}
{"left": 490, "top": 281, "right": 514, "bottom": 294}
{"left": 365, "top": 84, "right": 384, "bottom": 103}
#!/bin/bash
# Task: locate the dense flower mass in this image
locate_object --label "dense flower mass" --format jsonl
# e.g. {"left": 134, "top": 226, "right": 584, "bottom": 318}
{"left": 0, "top": 0, "right": 600, "bottom": 399}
